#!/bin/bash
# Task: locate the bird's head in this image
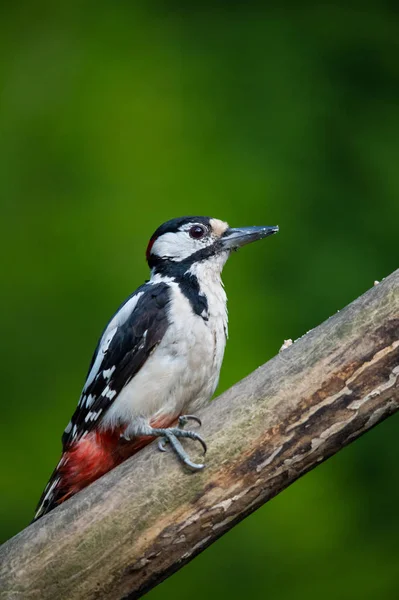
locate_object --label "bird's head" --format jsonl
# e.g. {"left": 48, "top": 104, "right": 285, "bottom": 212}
{"left": 146, "top": 216, "right": 278, "bottom": 276}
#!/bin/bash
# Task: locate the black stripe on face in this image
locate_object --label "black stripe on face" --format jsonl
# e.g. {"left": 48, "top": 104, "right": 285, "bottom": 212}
{"left": 150, "top": 238, "right": 225, "bottom": 275}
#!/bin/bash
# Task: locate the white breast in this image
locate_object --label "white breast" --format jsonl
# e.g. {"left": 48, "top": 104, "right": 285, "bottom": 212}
{"left": 101, "top": 276, "right": 228, "bottom": 429}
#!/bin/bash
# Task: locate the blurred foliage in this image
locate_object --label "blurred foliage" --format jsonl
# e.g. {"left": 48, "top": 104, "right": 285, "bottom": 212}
{"left": 1, "top": 2, "right": 399, "bottom": 599}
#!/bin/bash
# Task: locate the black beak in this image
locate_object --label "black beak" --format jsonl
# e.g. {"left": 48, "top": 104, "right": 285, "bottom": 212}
{"left": 220, "top": 225, "right": 279, "bottom": 250}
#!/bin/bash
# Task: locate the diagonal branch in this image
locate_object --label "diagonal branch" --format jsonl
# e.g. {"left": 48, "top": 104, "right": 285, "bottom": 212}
{"left": 1, "top": 269, "right": 399, "bottom": 600}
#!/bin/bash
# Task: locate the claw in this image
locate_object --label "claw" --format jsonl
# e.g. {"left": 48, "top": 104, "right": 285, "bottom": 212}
{"left": 181, "top": 457, "right": 205, "bottom": 472}
{"left": 165, "top": 432, "right": 205, "bottom": 472}
{"left": 178, "top": 414, "right": 202, "bottom": 428}
{"left": 158, "top": 437, "right": 168, "bottom": 452}
{"left": 179, "top": 430, "right": 207, "bottom": 455}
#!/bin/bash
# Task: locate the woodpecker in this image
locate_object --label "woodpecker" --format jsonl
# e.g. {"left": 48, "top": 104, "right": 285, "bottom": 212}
{"left": 34, "top": 216, "right": 278, "bottom": 520}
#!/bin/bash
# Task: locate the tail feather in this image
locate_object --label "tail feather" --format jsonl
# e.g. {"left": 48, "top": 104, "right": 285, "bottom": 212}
{"left": 33, "top": 430, "right": 121, "bottom": 521}
{"left": 33, "top": 415, "right": 178, "bottom": 521}
{"left": 33, "top": 461, "right": 69, "bottom": 521}
{"left": 33, "top": 429, "right": 160, "bottom": 521}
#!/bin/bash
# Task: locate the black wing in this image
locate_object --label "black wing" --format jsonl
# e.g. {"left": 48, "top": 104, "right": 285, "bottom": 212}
{"left": 62, "top": 281, "right": 171, "bottom": 448}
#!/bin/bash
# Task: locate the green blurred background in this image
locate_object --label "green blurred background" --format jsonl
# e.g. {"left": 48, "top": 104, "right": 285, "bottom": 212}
{"left": 1, "top": 1, "right": 399, "bottom": 598}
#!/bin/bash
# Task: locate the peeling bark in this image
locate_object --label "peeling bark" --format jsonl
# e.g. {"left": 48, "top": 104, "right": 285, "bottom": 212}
{"left": 1, "top": 269, "right": 398, "bottom": 600}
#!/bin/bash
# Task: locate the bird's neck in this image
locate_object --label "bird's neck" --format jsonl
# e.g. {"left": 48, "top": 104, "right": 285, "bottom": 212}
{"left": 186, "top": 261, "right": 228, "bottom": 325}
{"left": 150, "top": 257, "right": 228, "bottom": 323}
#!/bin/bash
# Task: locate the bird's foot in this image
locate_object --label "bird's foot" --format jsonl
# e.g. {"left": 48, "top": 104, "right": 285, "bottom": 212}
{"left": 156, "top": 415, "right": 206, "bottom": 472}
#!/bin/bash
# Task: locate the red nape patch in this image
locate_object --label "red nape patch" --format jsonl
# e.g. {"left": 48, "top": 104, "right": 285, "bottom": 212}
{"left": 146, "top": 237, "right": 156, "bottom": 262}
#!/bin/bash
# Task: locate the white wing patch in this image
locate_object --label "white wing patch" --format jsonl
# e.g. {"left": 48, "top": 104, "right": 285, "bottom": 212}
{"left": 82, "top": 292, "right": 144, "bottom": 393}
{"left": 83, "top": 326, "right": 117, "bottom": 391}
{"left": 108, "top": 291, "right": 144, "bottom": 330}
{"left": 85, "top": 409, "right": 103, "bottom": 422}
{"left": 137, "top": 329, "right": 148, "bottom": 351}
{"left": 103, "top": 366, "right": 116, "bottom": 379}
{"left": 103, "top": 385, "right": 117, "bottom": 400}
{"left": 85, "top": 394, "right": 95, "bottom": 407}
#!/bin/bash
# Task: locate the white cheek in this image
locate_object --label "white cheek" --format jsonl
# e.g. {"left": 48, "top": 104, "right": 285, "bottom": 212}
{"left": 152, "top": 231, "right": 204, "bottom": 261}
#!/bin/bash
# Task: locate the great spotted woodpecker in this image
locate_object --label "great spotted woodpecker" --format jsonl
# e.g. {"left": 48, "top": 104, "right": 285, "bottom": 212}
{"left": 34, "top": 216, "right": 278, "bottom": 520}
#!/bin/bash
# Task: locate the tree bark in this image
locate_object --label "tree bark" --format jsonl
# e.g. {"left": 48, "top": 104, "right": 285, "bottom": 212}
{"left": 1, "top": 270, "right": 399, "bottom": 600}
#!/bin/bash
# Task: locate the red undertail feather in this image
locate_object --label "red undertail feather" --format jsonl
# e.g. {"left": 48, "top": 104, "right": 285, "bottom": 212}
{"left": 56, "top": 414, "right": 178, "bottom": 504}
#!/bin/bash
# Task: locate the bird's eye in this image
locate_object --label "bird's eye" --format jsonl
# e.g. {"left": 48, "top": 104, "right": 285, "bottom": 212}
{"left": 189, "top": 224, "right": 207, "bottom": 239}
